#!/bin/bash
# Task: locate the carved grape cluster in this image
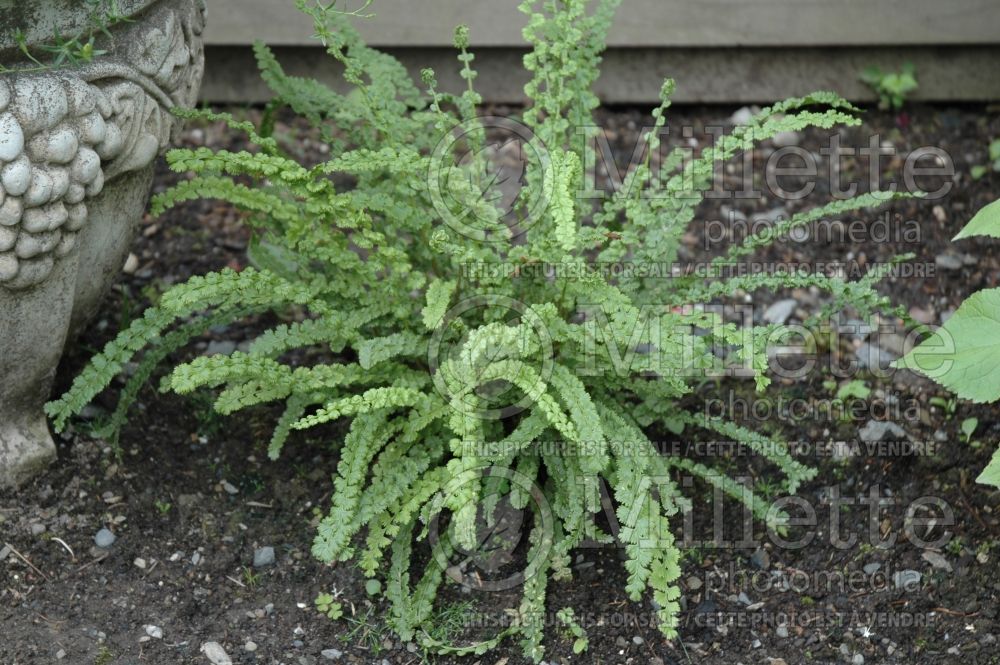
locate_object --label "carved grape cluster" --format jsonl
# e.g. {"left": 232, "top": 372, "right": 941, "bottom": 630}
{"left": 0, "top": 76, "right": 126, "bottom": 289}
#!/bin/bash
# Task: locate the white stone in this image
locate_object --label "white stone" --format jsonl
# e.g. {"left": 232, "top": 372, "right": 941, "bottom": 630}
{"left": 0, "top": 226, "right": 16, "bottom": 252}
{"left": 96, "top": 123, "right": 124, "bottom": 160}
{"left": 55, "top": 233, "right": 76, "bottom": 257}
{"left": 24, "top": 168, "right": 54, "bottom": 207}
{"left": 79, "top": 112, "right": 107, "bottom": 145}
{"left": 14, "top": 78, "right": 68, "bottom": 134}
{"left": 0, "top": 0, "right": 206, "bottom": 491}
{"left": 131, "top": 133, "right": 160, "bottom": 169}
{"left": 0, "top": 252, "right": 17, "bottom": 281}
{"left": 71, "top": 147, "right": 101, "bottom": 184}
{"left": 85, "top": 169, "right": 104, "bottom": 197}
{"left": 65, "top": 203, "right": 87, "bottom": 232}
{"left": 0, "top": 197, "right": 22, "bottom": 226}
{"left": 13, "top": 233, "right": 41, "bottom": 259}
{"left": 1, "top": 155, "right": 31, "bottom": 196}
{"left": 200, "top": 642, "right": 233, "bottom": 665}
{"left": 28, "top": 127, "right": 78, "bottom": 164}
{"left": 22, "top": 202, "right": 67, "bottom": 233}
{"left": 15, "top": 231, "right": 59, "bottom": 259}
{"left": 65, "top": 78, "right": 96, "bottom": 117}
{"left": 0, "top": 113, "right": 24, "bottom": 161}
{"left": 49, "top": 167, "right": 69, "bottom": 200}
{"left": 65, "top": 183, "right": 85, "bottom": 204}
{"left": 93, "top": 88, "right": 112, "bottom": 119}
{"left": 22, "top": 207, "right": 52, "bottom": 234}
{"left": 10, "top": 80, "right": 43, "bottom": 135}
{"left": 12, "top": 255, "right": 54, "bottom": 286}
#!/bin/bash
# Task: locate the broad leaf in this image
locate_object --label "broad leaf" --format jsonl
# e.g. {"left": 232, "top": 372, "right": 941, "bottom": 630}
{"left": 977, "top": 448, "right": 1000, "bottom": 488}
{"left": 893, "top": 288, "right": 1000, "bottom": 402}
{"left": 953, "top": 198, "right": 1000, "bottom": 241}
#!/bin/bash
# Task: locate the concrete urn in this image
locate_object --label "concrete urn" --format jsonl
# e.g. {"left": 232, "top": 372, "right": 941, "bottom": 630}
{"left": 0, "top": 0, "right": 206, "bottom": 487}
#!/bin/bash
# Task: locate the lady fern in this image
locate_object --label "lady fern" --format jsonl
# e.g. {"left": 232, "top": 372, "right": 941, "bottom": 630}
{"left": 49, "top": 0, "right": 918, "bottom": 660}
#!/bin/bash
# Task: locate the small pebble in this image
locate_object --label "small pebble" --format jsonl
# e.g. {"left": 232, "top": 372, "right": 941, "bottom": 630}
{"left": 134, "top": 557, "right": 147, "bottom": 569}
{"left": 94, "top": 528, "right": 116, "bottom": 548}
{"left": 144, "top": 625, "right": 163, "bottom": 639}
{"left": 772, "top": 130, "right": 801, "bottom": 147}
{"left": 200, "top": 641, "right": 233, "bottom": 665}
{"left": 244, "top": 641, "right": 257, "bottom": 652}
{"left": 253, "top": 546, "right": 276, "bottom": 568}
{"left": 863, "top": 562, "right": 882, "bottom": 575}
{"left": 922, "top": 550, "right": 953, "bottom": 572}
{"left": 763, "top": 299, "right": 797, "bottom": 325}
{"left": 730, "top": 106, "right": 756, "bottom": 125}
{"left": 935, "top": 254, "right": 963, "bottom": 271}
{"left": 750, "top": 547, "right": 771, "bottom": 570}
{"left": 30, "top": 523, "right": 46, "bottom": 536}
{"left": 320, "top": 648, "right": 343, "bottom": 660}
{"left": 893, "top": 569, "right": 922, "bottom": 590}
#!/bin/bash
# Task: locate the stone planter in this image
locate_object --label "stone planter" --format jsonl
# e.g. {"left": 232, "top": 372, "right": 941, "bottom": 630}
{"left": 0, "top": 0, "right": 206, "bottom": 487}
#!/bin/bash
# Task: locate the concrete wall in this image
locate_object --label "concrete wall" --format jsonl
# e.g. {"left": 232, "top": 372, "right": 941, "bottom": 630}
{"left": 199, "top": 0, "right": 1000, "bottom": 104}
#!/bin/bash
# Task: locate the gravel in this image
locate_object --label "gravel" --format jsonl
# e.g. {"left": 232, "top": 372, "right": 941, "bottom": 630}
{"left": 855, "top": 342, "right": 898, "bottom": 370}
{"left": 253, "top": 546, "right": 276, "bottom": 568}
{"left": 763, "top": 298, "right": 797, "bottom": 325}
{"left": 893, "top": 569, "right": 922, "bottom": 590}
{"left": 320, "top": 648, "right": 344, "bottom": 660}
{"left": 922, "top": 550, "right": 953, "bottom": 572}
{"left": 935, "top": 253, "right": 964, "bottom": 271}
{"left": 94, "top": 528, "right": 116, "bottom": 548}
{"left": 858, "top": 420, "right": 908, "bottom": 444}
{"left": 200, "top": 641, "right": 233, "bottom": 665}
{"left": 750, "top": 547, "right": 771, "bottom": 570}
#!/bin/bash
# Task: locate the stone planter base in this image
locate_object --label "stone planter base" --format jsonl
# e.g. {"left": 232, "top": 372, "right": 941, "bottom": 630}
{"left": 0, "top": 0, "right": 205, "bottom": 488}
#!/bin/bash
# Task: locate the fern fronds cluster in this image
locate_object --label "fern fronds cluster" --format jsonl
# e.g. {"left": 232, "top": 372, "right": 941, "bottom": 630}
{"left": 49, "top": 0, "right": 915, "bottom": 660}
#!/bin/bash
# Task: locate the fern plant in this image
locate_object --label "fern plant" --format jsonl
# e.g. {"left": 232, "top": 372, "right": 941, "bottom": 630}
{"left": 49, "top": 0, "right": 918, "bottom": 659}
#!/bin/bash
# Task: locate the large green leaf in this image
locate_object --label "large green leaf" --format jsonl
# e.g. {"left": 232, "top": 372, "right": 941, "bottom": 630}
{"left": 892, "top": 287, "right": 1000, "bottom": 403}
{"left": 978, "top": 448, "right": 1000, "bottom": 488}
{"left": 954, "top": 198, "right": 1000, "bottom": 240}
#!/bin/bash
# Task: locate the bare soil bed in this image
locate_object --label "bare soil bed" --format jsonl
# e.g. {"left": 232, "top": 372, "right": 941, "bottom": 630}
{"left": 2, "top": 104, "right": 999, "bottom": 665}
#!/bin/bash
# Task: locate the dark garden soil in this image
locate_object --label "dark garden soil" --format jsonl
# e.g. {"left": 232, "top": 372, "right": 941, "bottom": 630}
{"left": 2, "top": 105, "right": 1000, "bottom": 665}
